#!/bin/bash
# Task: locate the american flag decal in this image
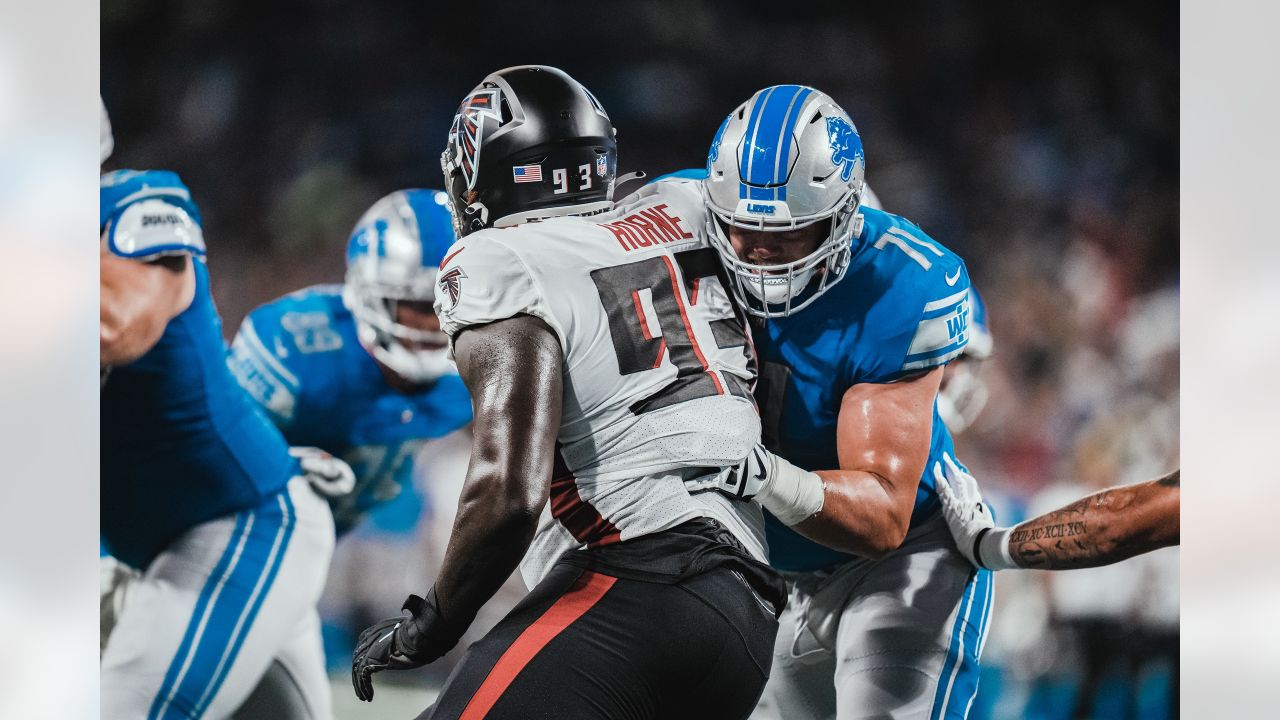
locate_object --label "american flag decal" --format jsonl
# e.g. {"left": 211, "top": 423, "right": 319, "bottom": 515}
{"left": 449, "top": 88, "right": 503, "bottom": 190}
{"left": 513, "top": 164, "right": 543, "bottom": 183}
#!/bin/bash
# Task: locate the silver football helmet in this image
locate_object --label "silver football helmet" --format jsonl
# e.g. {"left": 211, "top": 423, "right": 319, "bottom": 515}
{"left": 703, "top": 85, "right": 866, "bottom": 317}
{"left": 343, "top": 189, "right": 457, "bottom": 384}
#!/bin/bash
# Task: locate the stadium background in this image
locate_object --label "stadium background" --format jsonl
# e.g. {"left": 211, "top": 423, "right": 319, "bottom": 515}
{"left": 102, "top": 1, "right": 1179, "bottom": 718}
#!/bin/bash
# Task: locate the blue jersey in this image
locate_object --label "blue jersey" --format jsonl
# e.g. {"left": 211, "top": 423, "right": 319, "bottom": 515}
{"left": 228, "top": 286, "right": 472, "bottom": 535}
{"left": 101, "top": 171, "right": 297, "bottom": 569}
{"left": 755, "top": 206, "right": 974, "bottom": 571}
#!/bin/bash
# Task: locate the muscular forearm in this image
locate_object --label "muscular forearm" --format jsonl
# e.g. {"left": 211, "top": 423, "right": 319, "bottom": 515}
{"left": 431, "top": 474, "right": 541, "bottom": 628}
{"left": 791, "top": 469, "right": 911, "bottom": 558}
{"left": 433, "top": 314, "right": 562, "bottom": 629}
{"left": 756, "top": 370, "right": 937, "bottom": 559}
{"left": 1001, "top": 470, "right": 1180, "bottom": 570}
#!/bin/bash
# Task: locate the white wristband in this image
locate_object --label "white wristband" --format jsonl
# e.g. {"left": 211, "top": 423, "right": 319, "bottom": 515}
{"left": 977, "top": 526, "right": 1019, "bottom": 570}
{"left": 755, "top": 452, "right": 825, "bottom": 526}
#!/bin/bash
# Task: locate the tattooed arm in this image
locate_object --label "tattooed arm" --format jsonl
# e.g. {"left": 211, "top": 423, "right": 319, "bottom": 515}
{"left": 1006, "top": 470, "right": 1179, "bottom": 569}
{"left": 934, "top": 456, "right": 1179, "bottom": 571}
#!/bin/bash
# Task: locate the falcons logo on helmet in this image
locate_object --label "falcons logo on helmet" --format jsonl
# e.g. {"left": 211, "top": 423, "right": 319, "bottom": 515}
{"left": 448, "top": 88, "right": 503, "bottom": 190}
{"left": 438, "top": 267, "right": 467, "bottom": 306}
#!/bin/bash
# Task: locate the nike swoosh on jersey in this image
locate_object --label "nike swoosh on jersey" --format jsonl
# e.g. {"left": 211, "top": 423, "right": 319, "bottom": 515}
{"left": 945, "top": 270, "right": 961, "bottom": 286}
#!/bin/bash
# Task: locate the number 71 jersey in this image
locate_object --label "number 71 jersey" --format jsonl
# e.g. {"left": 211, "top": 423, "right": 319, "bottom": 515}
{"left": 434, "top": 179, "right": 764, "bottom": 581}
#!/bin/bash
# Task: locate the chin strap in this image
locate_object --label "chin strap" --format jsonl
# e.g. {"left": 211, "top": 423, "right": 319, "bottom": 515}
{"left": 463, "top": 202, "right": 490, "bottom": 233}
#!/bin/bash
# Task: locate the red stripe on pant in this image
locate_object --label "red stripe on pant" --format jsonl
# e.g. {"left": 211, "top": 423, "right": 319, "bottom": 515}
{"left": 458, "top": 571, "right": 618, "bottom": 720}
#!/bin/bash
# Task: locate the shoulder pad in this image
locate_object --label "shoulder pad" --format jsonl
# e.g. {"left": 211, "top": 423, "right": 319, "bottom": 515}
{"left": 229, "top": 309, "right": 304, "bottom": 425}
{"left": 902, "top": 286, "right": 971, "bottom": 372}
{"left": 851, "top": 209, "right": 974, "bottom": 379}
{"left": 433, "top": 237, "right": 555, "bottom": 343}
{"left": 612, "top": 177, "right": 707, "bottom": 236}
{"left": 964, "top": 287, "right": 993, "bottom": 359}
{"left": 105, "top": 198, "right": 206, "bottom": 260}
{"left": 101, "top": 170, "right": 206, "bottom": 260}
{"left": 281, "top": 283, "right": 346, "bottom": 308}
{"left": 646, "top": 168, "right": 709, "bottom": 185}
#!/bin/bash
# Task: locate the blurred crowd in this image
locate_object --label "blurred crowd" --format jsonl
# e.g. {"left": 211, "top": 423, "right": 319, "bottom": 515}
{"left": 103, "top": 1, "right": 1177, "bottom": 717}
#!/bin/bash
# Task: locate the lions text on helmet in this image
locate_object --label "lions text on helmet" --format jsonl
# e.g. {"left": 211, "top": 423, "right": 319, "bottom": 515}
{"left": 344, "top": 189, "right": 457, "bottom": 385}
{"left": 703, "top": 85, "right": 867, "bottom": 318}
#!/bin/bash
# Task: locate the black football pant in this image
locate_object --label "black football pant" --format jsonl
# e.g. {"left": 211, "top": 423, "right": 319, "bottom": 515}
{"left": 418, "top": 560, "right": 780, "bottom": 720}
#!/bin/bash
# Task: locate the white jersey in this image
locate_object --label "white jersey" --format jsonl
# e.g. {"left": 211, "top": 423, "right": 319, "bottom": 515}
{"left": 436, "top": 179, "right": 766, "bottom": 587}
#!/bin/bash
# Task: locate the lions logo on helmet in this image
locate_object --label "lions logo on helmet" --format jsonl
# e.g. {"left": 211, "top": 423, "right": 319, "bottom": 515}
{"left": 707, "top": 115, "right": 730, "bottom": 168}
{"left": 343, "top": 189, "right": 458, "bottom": 384}
{"left": 702, "top": 85, "right": 867, "bottom": 318}
{"left": 826, "top": 116, "right": 864, "bottom": 183}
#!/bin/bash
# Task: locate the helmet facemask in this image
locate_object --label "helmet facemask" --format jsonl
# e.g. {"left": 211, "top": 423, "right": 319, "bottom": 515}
{"left": 704, "top": 181, "right": 864, "bottom": 319}
{"left": 342, "top": 188, "right": 459, "bottom": 386}
{"left": 344, "top": 280, "right": 454, "bottom": 385}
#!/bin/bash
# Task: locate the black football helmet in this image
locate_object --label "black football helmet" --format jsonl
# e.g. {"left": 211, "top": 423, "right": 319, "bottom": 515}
{"left": 440, "top": 65, "right": 618, "bottom": 237}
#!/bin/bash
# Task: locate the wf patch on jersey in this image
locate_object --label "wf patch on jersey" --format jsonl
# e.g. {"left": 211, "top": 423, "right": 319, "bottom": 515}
{"left": 903, "top": 288, "right": 971, "bottom": 372}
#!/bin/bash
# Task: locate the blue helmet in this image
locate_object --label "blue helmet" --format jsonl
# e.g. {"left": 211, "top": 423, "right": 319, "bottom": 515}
{"left": 343, "top": 189, "right": 458, "bottom": 383}
{"left": 939, "top": 287, "right": 994, "bottom": 434}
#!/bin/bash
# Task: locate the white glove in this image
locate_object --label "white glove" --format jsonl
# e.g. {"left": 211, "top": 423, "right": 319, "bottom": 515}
{"left": 932, "top": 453, "right": 1016, "bottom": 570}
{"left": 291, "top": 446, "right": 357, "bottom": 498}
{"left": 695, "top": 444, "right": 823, "bottom": 526}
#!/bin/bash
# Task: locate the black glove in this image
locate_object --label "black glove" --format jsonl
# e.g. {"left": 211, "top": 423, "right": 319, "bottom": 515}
{"left": 351, "top": 587, "right": 467, "bottom": 701}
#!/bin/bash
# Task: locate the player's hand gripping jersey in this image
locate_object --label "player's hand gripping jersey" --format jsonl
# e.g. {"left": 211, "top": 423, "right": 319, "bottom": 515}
{"left": 436, "top": 179, "right": 766, "bottom": 586}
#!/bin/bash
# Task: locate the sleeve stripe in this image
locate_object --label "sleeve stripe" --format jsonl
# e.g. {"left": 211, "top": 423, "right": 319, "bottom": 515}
{"left": 106, "top": 241, "right": 206, "bottom": 259}
{"left": 923, "top": 287, "right": 969, "bottom": 312}
{"left": 889, "top": 227, "right": 944, "bottom": 257}
{"left": 902, "top": 341, "right": 966, "bottom": 371}
{"left": 115, "top": 186, "right": 192, "bottom": 207}
{"left": 238, "top": 319, "right": 301, "bottom": 389}
{"left": 921, "top": 298, "right": 966, "bottom": 321}
{"left": 904, "top": 338, "right": 968, "bottom": 364}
